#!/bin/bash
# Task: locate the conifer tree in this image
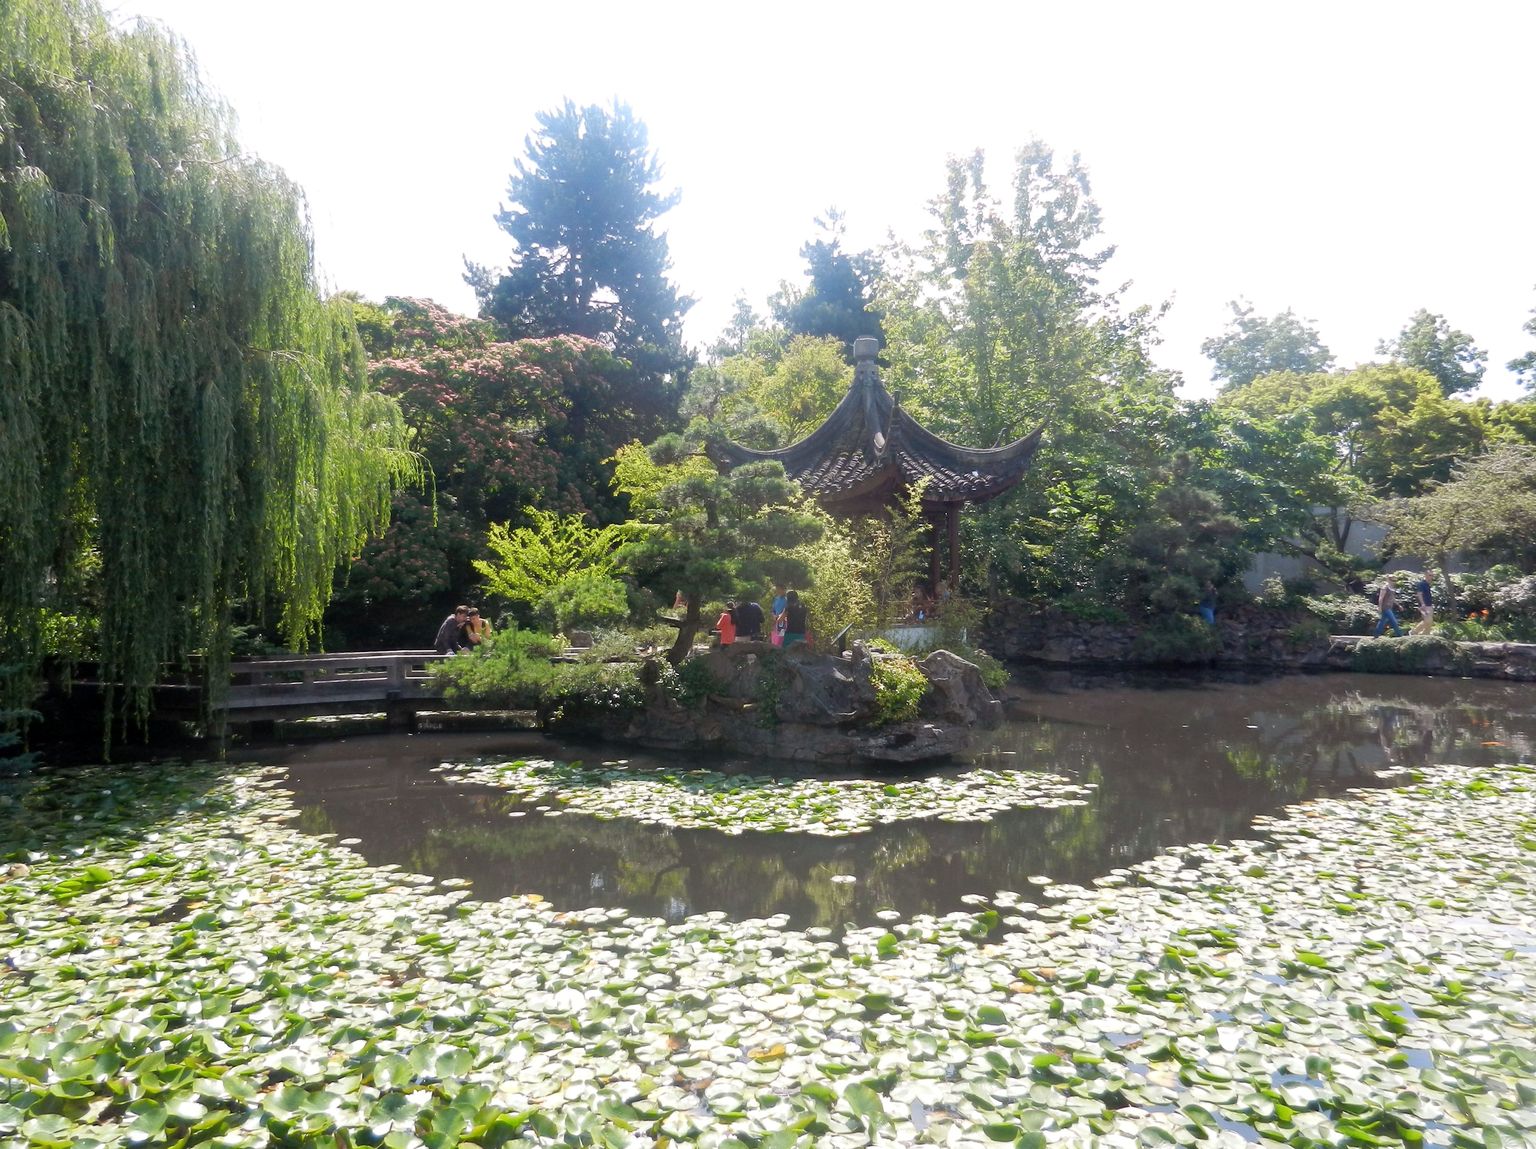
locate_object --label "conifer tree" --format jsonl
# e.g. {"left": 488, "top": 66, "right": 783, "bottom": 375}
{"left": 468, "top": 100, "right": 693, "bottom": 441}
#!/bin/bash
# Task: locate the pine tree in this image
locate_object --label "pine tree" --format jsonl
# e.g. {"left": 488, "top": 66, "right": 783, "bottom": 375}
{"left": 468, "top": 101, "right": 694, "bottom": 439}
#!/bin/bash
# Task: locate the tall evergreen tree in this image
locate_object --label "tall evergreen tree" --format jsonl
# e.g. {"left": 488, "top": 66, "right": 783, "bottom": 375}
{"left": 467, "top": 100, "right": 693, "bottom": 437}
{"left": 771, "top": 210, "right": 885, "bottom": 359}
{"left": 0, "top": 0, "right": 415, "bottom": 721}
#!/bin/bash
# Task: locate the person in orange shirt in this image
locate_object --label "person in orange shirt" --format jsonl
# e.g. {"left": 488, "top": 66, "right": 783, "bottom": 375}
{"left": 714, "top": 600, "right": 737, "bottom": 645}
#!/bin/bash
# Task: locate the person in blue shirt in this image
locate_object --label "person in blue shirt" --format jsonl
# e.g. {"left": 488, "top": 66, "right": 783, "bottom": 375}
{"left": 1198, "top": 580, "right": 1217, "bottom": 626}
{"left": 770, "top": 583, "right": 788, "bottom": 644}
{"left": 1410, "top": 568, "right": 1436, "bottom": 635}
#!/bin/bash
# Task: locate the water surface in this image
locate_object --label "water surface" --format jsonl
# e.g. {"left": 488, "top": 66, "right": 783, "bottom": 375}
{"left": 271, "top": 671, "right": 1536, "bottom": 927}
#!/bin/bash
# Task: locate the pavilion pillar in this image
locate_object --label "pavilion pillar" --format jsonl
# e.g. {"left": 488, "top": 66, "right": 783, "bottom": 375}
{"left": 946, "top": 503, "right": 961, "bottom": 586}
{"left": 929, "top": 513, "right": 942, "bottom": 591}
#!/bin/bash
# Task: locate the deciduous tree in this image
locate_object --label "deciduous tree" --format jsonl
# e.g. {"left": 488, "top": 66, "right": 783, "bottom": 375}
{"left": 1369, "top": 445, "right": 1536, "bottom": 579}
{"left": 613, "top": 434, "right": 823, "bottom": 664}
{"left": 1510, "top": 294, "right": 1536, "bottom": 391}
{"left": 881, "top": 143, "right": 1214, "bottom": 608}
{"left": 1201, "top": 300, "right": 1334, "bottom": 390}
{"left": 1377, "top": 309, "right": 1487, "bottom": 396}
{"left": 329, "top": 298, "right": 634, "bottom": 645}
{"left": 0, "top": 1, "right": 414, "bottom": 720}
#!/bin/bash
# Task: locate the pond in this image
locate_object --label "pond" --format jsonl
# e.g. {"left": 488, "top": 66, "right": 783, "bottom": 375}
{"left": 272, "top": 671, "right": 1536, "bottom": 927}
{"left": 5, "top": 669, "right": 1535, "bottom": 1148}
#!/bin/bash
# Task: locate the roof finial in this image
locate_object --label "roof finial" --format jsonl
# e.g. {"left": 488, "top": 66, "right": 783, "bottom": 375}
{"left": 852, "top": 336, "right": 880, "bottom": 394}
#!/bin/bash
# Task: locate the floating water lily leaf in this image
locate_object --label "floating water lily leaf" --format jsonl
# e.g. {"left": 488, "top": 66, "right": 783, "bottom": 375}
{"left": 2, "top": 759, "right": 1534, "bottom": 1149}
{"left": 436, "top": 757, "right": 1095, "bottom": 836}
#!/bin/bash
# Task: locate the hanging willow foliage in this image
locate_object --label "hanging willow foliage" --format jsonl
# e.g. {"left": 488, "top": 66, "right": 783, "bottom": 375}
{"left": 0, "top": 0, "right": 418, "bottom": 726}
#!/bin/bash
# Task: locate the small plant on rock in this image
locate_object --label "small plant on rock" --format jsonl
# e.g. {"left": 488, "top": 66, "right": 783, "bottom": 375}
{"left": 869, "top": 656, "right": 929, "bottom": 726}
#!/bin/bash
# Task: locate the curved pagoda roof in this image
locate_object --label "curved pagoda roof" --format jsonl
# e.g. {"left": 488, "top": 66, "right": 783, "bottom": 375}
{"left": 713, "top": 337, "right": 1043, "bottom": 516}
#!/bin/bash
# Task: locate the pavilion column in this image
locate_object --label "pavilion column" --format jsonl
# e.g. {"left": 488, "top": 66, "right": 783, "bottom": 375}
{"left": 946, "top": 503, "right": 961, "bottom": 586}
{"left": 929, "top": 513, "right": 942, "bottom": 590}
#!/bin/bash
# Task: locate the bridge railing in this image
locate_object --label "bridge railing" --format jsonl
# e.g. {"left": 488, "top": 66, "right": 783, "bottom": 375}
{"left": 224, "top": 650, "right": 446, "bottom": 713}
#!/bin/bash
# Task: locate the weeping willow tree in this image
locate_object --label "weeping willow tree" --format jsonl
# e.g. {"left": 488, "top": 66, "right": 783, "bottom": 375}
{"left": 0, "top": 0, "right": 417, "bottom": 728}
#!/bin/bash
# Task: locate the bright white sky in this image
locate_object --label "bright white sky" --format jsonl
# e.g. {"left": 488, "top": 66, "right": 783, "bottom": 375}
{"left": 110, "top": 0, "right": 1535, "bottom": 400}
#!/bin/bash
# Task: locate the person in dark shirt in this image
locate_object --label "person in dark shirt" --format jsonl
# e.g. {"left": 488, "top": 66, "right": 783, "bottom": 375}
{"left": 736, "top": 598, "right": 765, "bottom": 640}
{"left": 434, "top": 605, "right": 469, "bottom": 653}
{"left": 782, "top": 590, "right": 809, "bottom": 648}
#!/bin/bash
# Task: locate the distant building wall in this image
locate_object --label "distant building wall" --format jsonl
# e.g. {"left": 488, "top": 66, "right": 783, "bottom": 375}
{"left": 1240, "top": 517, "right": 1448, "bottom": 593}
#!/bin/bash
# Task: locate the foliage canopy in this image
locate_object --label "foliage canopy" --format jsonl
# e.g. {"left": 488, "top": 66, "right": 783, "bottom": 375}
{"left": 0, "top": 0, "right": 414, "bottom": 718}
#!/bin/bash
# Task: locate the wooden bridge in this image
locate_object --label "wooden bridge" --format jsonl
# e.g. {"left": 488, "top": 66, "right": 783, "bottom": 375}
{"left": 154, "top": 650, "right": 450, "bottom": 731}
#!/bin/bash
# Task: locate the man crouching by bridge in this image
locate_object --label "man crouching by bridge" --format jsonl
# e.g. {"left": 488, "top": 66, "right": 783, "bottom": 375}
{"left": 434, "top": 605, "right": 470, "bottom": 654}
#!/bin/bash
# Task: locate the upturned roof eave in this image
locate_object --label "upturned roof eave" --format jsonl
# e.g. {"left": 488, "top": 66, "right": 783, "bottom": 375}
{"left": 712, "top": 375, "right": 884, "bottom": 470}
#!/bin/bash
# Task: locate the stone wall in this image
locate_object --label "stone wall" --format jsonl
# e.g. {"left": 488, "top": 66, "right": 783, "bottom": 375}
{"left": 981, "top": 602, "right": 1536, "bottom": 682}
{"left": 981, "top": 605, "right": 1331, "bottom": 671}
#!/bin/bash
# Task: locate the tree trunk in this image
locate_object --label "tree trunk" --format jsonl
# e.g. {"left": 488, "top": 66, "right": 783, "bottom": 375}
{"left": 667, "top": 599, "right": 702, "bottom": 667}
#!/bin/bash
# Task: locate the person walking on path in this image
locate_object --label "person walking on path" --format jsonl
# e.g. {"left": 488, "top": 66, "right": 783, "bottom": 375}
{"left": 1198, "top": 580, "right": 1217, "bottom": 626}
{"left": 1374, "top": 580, "right": 1404, "bottom": 638}
{"left": 434, "top": 605, "right": 470, "bottom": 653}
{"left": 782, "top": 590, "right": 809, "bottom": 649}
{"left": 1411, "top": 569, "right": 1436, "bottom": 635}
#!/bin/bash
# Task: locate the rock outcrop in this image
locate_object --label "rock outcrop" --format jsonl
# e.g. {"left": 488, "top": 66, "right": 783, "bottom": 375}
{"left": 606, "top": 642, "right": 1000, "bottom": 765}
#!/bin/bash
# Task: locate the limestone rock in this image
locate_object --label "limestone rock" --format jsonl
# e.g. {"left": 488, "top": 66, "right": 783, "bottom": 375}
{"left": 589, "top": 644, "right": 1001, "bottom": 765}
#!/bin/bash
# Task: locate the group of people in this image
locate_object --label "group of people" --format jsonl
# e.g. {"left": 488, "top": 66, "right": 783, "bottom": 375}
{"left": 1373, "top": 568, "right": 1436, "bottom": 638}
{"left": 433, "top": 604, "right": 489, "bottom": 654}
{"left": 907, "top": 578, "right": 952, "bottom": 623}
{"left": 709, "top": 584, "right": 809, "bottom": 648}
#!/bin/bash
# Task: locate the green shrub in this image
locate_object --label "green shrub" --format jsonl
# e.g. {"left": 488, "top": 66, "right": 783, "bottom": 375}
{"left": 431, "top": 628, "right": 563, "bottom": 708}
{"left": 966, "top": 647, "right": 1011, "bottom": 691}
{"left": 1300, "top": 593, "right": 1378, "bottom": 636}
{"left": 1129, "top": 614, "right": 1221, "bottom": 664}
{"left": 1056, "top": 596, "right": 1129, "bottom": 625}
{"left": 1253, "top": 575, "right": 1294, "bottom": 610}
{"left": 541, "top": 662, "right": 646, "bottom": 732}
{"left": 869, "top": 656, "right": 929, "bottom": 726}
{"left": 1435, "top": 618, "right": 1515, "bottom": 642}
{"left": 537, "top": 568, "right": 630, "bottom": 634}
{"left": 866, "top": 629, "right": 1009, "bottom": 690}
{"left": 667, "top": 656, "right": 722, "bottom": 710}
{"left": 573, "top": 628, "right": 646, "bottom": 663}
{"left": 1283, "top": 617, "right": 1331, "bottom": 649}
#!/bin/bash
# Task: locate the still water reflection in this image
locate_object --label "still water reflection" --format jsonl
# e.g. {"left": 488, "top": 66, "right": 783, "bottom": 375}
{"left": 272, "top": 672, "right": 1535, "bottom": 928}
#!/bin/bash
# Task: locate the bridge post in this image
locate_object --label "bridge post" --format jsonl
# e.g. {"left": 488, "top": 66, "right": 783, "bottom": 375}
{"left": 384, "top": 694, "right": 414, "bottom": 732}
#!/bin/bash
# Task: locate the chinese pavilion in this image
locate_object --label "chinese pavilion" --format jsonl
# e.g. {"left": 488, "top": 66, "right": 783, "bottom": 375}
{"left": 712, "top": 337, "right": 1043, "bottom": 587}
